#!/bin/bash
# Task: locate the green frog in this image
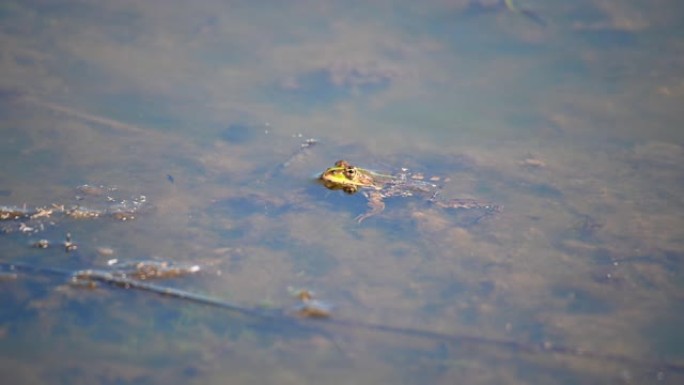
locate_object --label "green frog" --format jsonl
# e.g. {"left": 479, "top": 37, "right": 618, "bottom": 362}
{"left": 319, "top": 160, "right": 502, "bottom": 223}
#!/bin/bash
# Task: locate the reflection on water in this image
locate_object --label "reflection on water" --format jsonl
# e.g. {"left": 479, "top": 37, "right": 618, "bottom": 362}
{"left": 2, "top": 0, "right": 684, "bottom": 384}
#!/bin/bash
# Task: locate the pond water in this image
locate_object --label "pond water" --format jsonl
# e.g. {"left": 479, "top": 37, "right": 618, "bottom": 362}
{"left": 1, "top": 1, "right": 684, "bottom": 384}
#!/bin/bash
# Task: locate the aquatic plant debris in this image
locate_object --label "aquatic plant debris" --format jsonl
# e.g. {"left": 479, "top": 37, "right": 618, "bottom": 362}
{"left": 2, "top": 261, "right": 682, "bottom": 375}
{"left": 0, "top": 185, "right": 147, "bottom": 235}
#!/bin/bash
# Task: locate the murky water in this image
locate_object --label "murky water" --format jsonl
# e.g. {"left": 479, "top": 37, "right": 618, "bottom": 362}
{"left": 1, "top": 1, "right": 684, "bottom": 384}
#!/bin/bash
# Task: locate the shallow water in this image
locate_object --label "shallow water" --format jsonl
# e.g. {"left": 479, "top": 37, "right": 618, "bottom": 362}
{"left": 1, "top": 1, "right": 684, "bottom": 384}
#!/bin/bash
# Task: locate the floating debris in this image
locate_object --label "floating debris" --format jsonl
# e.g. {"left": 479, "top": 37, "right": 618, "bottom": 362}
{"left": 108, "top": 260, "right": 201, "bottom": 280}
{"left": 0, "top": 206, "right": 29, "bottom": 220}
{"left": 76, "top": 184, "right": 108, "bottom": 197}
{"left": 520, "top": 154, "right": 546, "bottom": 168}
{"left": 111, "top": 211, "right": 135, "bottom": 221}
{"left": 0, "top": 185, "right": 148, "bottom": 237}
{"left": 33, "top": 239, "right": 49, "bottom": 249}
{"left": 63, "top": 233, "right": 77, "bottom": 252}
{"left": 290, "top": 288, "right": 333, "bottom": 319}
{"left": 295, "top": 289, "right": 315, "bottom": 301}
{"left": 65, "top": 206, "right": 101, "bottom": 219}
{"left": 295, "top": 301, "right": 333, "bottom": 319}
{"left": 19, "top": 223, "right": 36, "bottom": 233}
{"left": 98, "top": 248, "right": 115, "bottom": 257}
{"left": 29, "top": 206, "right": 54, "bottom": 219}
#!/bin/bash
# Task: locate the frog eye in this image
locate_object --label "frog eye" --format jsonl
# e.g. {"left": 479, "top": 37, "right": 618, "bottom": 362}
{"left": 344, "top": 167, "right": 356, "bottom": 178}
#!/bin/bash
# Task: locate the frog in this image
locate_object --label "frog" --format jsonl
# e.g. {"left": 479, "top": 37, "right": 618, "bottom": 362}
{"left": 318, "top": 160, "right": 502, "bottom": 223}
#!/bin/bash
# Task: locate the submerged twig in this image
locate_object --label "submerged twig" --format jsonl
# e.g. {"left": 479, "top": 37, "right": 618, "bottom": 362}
{"left": 2, "top": 261, "right": 683, "bottom": 374}
{"left": 463, "top": 0, "right": 547, "bottom": 27}
{"left": 20, "top": 96, "right": 147, "bottom": 134}
{"left": 503, "top": 0, "right": 547, "bottom": 27}
{"left": 262, "top": 137, "right": 319, "bottom": 181}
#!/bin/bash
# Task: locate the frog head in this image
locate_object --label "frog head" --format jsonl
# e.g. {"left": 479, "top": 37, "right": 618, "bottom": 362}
{"left": 318, "top": 160, "right": 375, "bottom": 194}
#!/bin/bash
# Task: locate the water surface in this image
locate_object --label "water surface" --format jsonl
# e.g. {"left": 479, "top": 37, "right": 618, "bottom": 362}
{"left": 1, "top": 1, "right": 684, "bottom": 384}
